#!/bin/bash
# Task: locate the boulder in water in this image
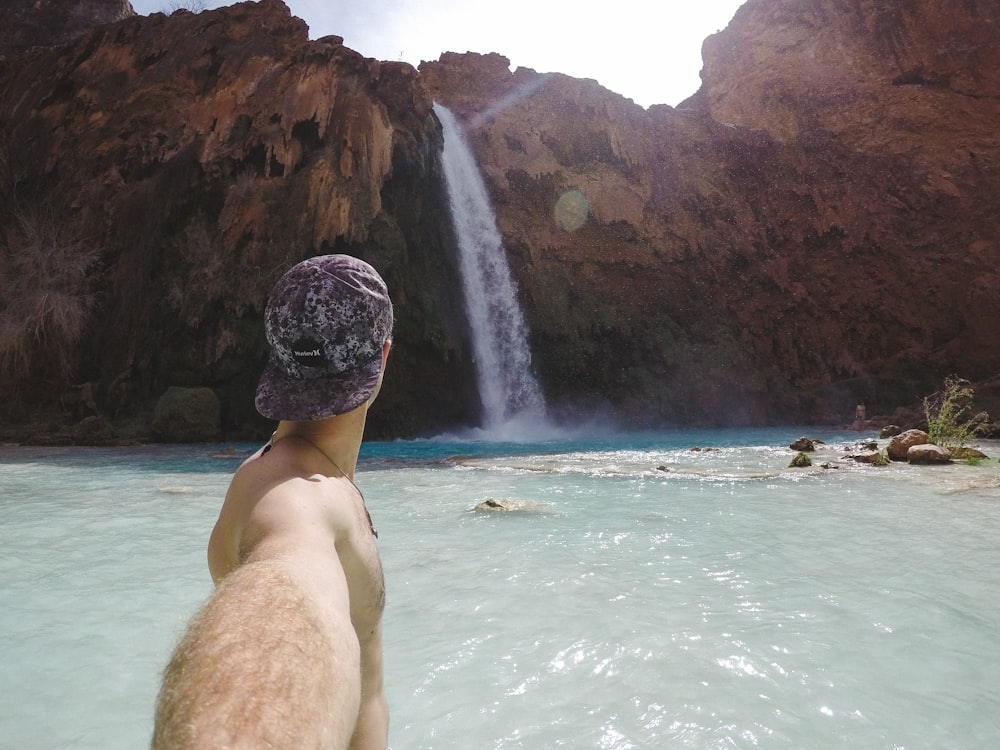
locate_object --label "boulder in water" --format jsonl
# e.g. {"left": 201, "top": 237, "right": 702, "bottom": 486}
{"left": 907, "top": 444, "right": 952, "bottom": 464}
{"left": 887, "top": 429, "right": 929, "bottom": 461}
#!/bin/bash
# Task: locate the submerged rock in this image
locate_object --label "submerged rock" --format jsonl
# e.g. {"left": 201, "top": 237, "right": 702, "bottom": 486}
{"left": 851, "top": 451, "right": 879, "bottom": 464}
{"left": 474, "top": 497, "right": 549, "bottom": 513}
{"left": 474, "top": 498, "right": 550, "bottom": 513}
{"left": 851, "top": 450, "right": 889, "bottom": 466}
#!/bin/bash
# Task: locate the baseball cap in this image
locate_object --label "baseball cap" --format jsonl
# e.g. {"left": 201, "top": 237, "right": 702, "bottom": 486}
{"left": 255, "top": 254, "right": 393, "bottom": 421}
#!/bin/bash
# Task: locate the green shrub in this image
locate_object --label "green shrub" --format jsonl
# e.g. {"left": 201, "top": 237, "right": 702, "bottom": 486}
{"left": 871, "top": 451, "right": 890, "bottom": 467}
{"left": 789, "top": 452, "right": 812, "bottom": 468}
{"left": 923, "top": 376, "right": 990, "bottom": 452}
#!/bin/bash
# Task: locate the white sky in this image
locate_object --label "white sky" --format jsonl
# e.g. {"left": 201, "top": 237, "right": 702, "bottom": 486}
{"left": 131, "top": 0, "right": 747, "bottom": 107}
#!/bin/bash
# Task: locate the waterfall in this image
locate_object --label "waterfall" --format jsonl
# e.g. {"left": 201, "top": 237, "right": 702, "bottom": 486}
{"left": 435, "top": 103, "right": 548, "bottom": 434}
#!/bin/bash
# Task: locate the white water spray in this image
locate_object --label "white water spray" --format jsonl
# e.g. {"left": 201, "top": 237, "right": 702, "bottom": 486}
{"left": 435, "top": 103, "right": 549, "bottom": 435}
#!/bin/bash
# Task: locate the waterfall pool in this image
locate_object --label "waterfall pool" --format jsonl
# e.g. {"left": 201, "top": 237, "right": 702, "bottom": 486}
{"left": 3, "top": 428, "right": 999, "bottom": 748}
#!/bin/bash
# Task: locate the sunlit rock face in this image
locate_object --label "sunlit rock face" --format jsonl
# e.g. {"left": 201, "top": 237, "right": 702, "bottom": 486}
{"left": 0, "top": 0, "right": 477, "bottom": 442}
{"left": 702, "top": 0, "right": 1000, "bottom": 144}
{"left": 420, "top": 0, "right": 1000, "bottom": 427}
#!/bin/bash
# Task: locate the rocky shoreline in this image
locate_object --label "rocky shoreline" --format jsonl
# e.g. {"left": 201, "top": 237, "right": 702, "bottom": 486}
{"left": 787, "top": 429, "right": 993, "bottom": 470}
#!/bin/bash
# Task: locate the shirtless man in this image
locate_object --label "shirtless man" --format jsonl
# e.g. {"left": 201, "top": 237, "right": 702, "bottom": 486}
{"left": 152, "top": 254, "right": 393, "bottom": 750}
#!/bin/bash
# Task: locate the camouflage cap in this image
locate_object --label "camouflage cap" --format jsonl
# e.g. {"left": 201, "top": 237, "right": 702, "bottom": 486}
{"left": 255, "top": 254, "right": 393, "bottom": 421}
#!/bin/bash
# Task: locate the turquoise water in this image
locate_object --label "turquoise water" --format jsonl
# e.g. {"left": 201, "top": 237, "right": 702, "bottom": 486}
{"left": 2, "top": 428, "right": 999, "bottom": 749}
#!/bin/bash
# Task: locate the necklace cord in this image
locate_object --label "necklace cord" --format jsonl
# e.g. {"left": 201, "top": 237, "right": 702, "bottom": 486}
{"left": 264, "top": 434, "right": 378, "bottom": 538}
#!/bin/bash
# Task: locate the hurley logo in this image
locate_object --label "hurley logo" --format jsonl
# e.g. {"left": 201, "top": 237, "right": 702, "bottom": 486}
{"left": 290, "top": 338, "right": 327, "bottom": 367}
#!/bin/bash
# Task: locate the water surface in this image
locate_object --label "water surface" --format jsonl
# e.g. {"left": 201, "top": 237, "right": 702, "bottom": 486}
{"left": 2, "top": 428, "right": 998, "bottom": 749}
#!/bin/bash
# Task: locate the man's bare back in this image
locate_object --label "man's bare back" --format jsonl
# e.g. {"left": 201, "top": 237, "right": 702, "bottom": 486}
{"left": 207, "top": 432, "right": 387, "bottom": 748}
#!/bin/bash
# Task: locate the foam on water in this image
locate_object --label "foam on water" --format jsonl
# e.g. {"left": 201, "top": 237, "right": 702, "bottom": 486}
{"left": 2, "top": 431, "right": 999, "bottom": 749}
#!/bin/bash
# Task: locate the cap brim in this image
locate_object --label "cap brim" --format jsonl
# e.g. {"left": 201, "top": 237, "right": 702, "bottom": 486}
{"left": 255, "top": 354, "right": 383, "bottom": 421}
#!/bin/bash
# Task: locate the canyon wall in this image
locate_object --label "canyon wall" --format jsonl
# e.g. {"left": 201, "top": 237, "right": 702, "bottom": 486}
{"left": 420, "top": 0, "right": 1000, "bottom": 427}
{"left": 2, "top": 0, "right": 998, "bottom": 442}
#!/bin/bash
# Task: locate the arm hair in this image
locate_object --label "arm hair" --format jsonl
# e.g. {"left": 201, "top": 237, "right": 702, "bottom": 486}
{"left": 152, "top": 561, "right": 361, "bottom": 750}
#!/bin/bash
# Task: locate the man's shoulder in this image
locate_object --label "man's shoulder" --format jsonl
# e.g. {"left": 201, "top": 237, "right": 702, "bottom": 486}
{"left": 229, "top": 454, "right": 363, "bottom": 524}
{"left": 230, "top": 442, "right": 310, "bottom": 485}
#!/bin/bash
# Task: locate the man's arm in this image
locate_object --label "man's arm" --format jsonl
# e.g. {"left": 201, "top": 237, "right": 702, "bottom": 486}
{"left": 152, "top": 559, "right": 362, "bottom": 750}
{"left": 349, "top": 622, "right": 389, "bottom": 750}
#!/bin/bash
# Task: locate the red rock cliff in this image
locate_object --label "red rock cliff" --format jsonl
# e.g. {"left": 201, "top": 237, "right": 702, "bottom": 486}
{"left": 0, "top": 0, "right": 477, "bottom": 442}
{"left": 421, "top": 0, "right": 1000, "bottom": 426}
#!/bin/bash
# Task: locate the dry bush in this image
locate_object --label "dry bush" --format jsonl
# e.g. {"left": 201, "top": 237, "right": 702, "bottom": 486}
{"left": 0, "top": 208, "right": 98, "bottom": 382}
{"left": 165, "top": 0, "right": 207, "bottom": 14}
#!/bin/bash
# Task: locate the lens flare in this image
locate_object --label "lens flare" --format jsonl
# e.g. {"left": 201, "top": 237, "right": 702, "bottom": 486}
{"left": 554, "top": 189, "right": 589, "bottom": 231}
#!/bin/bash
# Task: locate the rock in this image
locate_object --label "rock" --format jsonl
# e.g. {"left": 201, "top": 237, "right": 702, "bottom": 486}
{"left": 851, "top": 451, "right": 879, "bottom": 464}
{"left": 2, "top": 0, "right": 134, "bottom": 53}
{"left": 878, "top": 425, "right": 903, "bottom": 438}
{"left": 474, "top": 498, "right": 549, "bottom": 513}
{"left": 907, "top": 444, "right": 952, "bottom": 464}
{"left": 63, "top": 416, "right": 117, "bottom": 444}
{"left": 789, "top": 437, "right": 815, "bottom": 452}
{"left": 887, "top": 429, "right": 929, "bottom": 461}
{"left": 701, "top": 1, "right": 1000, "bottom": 143}
{"left": 851, "top": 451, "right": 888, "bottom": 466}
{"left": 789, "top": 452, "right": 812, "bottom": 468}
{"left": 152, "top": 387, "right": 221, "bottom": 442}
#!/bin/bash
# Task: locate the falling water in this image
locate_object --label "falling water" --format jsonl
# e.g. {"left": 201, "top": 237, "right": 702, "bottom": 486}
{"left": 435, "top": 103, "right": 548, "bottom": 433}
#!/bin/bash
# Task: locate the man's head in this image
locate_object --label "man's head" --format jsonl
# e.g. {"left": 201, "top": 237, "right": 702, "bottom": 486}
{"left": 255, "top": 254, "right": 393, "bottom": 421}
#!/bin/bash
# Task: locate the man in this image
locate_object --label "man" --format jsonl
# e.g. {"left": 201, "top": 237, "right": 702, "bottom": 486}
{"left": 152, "top": 254, "right": 393, "bottom": 750}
